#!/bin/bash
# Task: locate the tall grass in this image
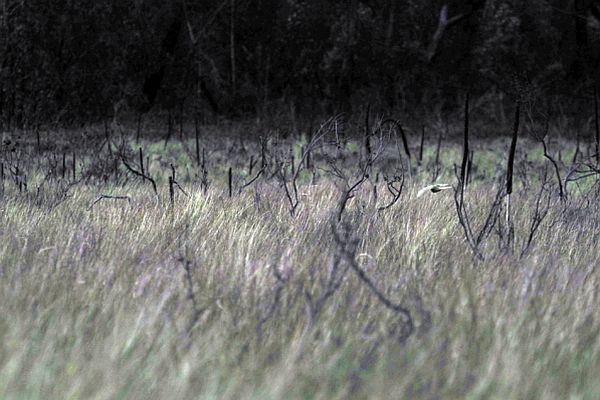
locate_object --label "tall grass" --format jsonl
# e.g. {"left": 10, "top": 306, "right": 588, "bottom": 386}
{"left": 0, "top": 155, "right": 598, "bottom": 399}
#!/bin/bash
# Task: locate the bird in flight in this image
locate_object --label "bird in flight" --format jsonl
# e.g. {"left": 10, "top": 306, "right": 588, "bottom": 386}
{"left": 417, "top": 183, "right": 453, "bottom": 198}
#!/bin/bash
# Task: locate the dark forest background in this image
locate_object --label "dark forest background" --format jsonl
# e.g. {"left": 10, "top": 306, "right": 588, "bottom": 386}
{"left": 2, "top": 0, "right": 600, "bottom": 130}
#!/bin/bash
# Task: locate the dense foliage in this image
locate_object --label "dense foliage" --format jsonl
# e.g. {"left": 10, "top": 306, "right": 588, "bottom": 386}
{"left": 2, "top": 0, "right": 600, "bottom": 126}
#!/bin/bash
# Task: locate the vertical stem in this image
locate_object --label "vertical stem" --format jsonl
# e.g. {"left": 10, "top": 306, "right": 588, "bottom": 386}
{"left": 228, "top": 167, "right": 233, "bottom": 198}
{"left": 169, "top": 176, "right": 174, "bottom": 206}
{"left": 506, "top": 103, "right": 520, "bottom": 196}
{"left": 461, "top": 94, "right": 470, "bottom": 196}
{"left": 72, "top": 152, "right": 76, "bottom": 181}
{"left": 139, "top": 147, "right": 145, "bottom": 182}
{"left": 573, "top": 132, "right": 580, "bottom": 164}
{"left": 419, "top": 125, "right": 425, "bottom": 165}
{"left": 594, "top": 85, "right": 599, "bottom": 166}
{"left": 467, "top": 150, "right": 473, "bottom": 185}
{"left": 506, "top": 103, "right": 520, "bottom": 250}
{"left": 506, "top": 193, "right": 511, "bottom": 243}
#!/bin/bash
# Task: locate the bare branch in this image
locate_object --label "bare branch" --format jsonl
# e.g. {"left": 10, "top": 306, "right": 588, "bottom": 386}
{"left": 426, "top": 5, "right": 468, "bottom": 62}
{"left": 377, "top": 173, "right": 404, "bottom": 212}
{"left": 121, "top": 156, "right": 158, "bottom": 195}
{"left": 331, "top": 221, "right": 413, "bottom": 341}
{"left": 88, "top": 195, "right": 131, "bottom": 211}
{"left": 238, "top": 166, "right": 265, "bottom": 194}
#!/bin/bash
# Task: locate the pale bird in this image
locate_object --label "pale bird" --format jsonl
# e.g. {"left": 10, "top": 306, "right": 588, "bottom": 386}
{"left": 417, "top": 183, "right": 453, "bottom": 198}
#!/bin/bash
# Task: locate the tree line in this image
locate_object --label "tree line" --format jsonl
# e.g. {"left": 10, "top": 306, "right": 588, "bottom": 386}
{"left": 1, "top": 0, "right": 600, "bottom": 129}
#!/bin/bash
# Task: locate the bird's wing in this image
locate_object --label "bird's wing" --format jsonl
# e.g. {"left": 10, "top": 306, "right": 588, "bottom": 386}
{"left": 417, "top": 185, "right": 435, "bottom": 198}
{"left": 417, "top": 183, "right": 452, "bottom": 197}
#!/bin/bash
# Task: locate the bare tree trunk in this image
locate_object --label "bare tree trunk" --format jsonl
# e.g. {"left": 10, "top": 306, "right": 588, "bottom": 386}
{"left": 505, "top": 103, "right": 520, "bottom": 251}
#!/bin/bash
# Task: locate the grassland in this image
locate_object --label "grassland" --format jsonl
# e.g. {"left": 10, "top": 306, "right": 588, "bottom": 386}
{"left": 0, "top": 118, "right": 599, "bottom": 399}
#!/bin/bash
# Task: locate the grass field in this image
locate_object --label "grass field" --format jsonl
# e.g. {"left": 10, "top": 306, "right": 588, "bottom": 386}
{"left": 0, "top": 118, "right": 599, "bottom": 399}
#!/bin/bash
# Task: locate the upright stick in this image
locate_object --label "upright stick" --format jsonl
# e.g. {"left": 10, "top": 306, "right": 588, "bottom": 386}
{"left": 460, "top": 94, "right": 470, "bottom": 198}
{"left": 506, "top": 102, "right": 520, "bottom": 250}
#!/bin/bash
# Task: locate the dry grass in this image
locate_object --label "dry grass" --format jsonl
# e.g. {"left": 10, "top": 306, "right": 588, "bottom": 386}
{"left": 0, "top": 158, "right": 598, "bottom": 399}
{"left": 0, "top": 120, "right": 599, "bottom": 399}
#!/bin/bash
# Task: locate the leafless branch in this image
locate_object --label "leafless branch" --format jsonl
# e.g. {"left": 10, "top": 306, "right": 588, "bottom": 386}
{"left": 88, "top": 195, "right": 131, "bottom": 211}
{"left": 121, "top": 156, "right": 158, "bottom": 195}
{"left": 377, "top": 173, "right": 405, "bottom": 212}
{"left": 331, "top": 221, "right": 413, "bottom": 342}
{"left": 520, "top": 171, "right": 552, "bottom": 258}
{"left": 426, "top": 4, "right": 469, "bottom": 62}
{"left": 238, "top": 166, "right": 265, "bottom": 194}
{"left": 540, "top": 135, "right": 565, "bottom": 201}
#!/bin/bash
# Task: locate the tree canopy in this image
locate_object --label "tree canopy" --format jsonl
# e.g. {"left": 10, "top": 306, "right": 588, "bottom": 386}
{"left": 1, "top": 0, "right": 599, "bottom": 127}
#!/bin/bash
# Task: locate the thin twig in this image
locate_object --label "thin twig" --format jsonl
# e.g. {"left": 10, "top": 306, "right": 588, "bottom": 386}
{"left": 332, "top": 221, "right": 413, "bottom": 341}
{"left": 121, "top": 156, "right": 158, "bottom": 195}
{"left": 88, "top": 195, "right": 131, "bottom": 210}
{"left": 239, "top": 166, "right": 265, "bottom": 194}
